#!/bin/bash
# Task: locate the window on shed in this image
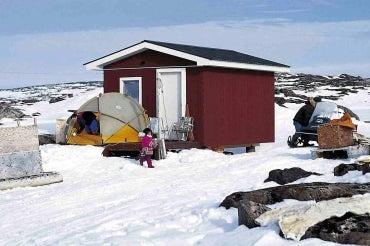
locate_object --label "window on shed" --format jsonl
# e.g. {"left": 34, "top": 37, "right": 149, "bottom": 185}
{"left": 119, "top": 77, "right": 142, "bottom": 104}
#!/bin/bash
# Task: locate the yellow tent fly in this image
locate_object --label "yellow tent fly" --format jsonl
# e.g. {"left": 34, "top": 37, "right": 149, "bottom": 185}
{"left": 65, "top": 93, "right": 149, "bottom": 145}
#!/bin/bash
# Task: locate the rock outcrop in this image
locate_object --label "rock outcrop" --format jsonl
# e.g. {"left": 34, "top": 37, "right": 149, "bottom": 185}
{"left": 0, "top": 81, "right": 102, "bottom": 119}
{"left": 38, "top": 134, "right": 56, "bottom": 145}
{"left": 334, "top": 163, "right": 370, "bottom": 176}
{"left": 274, "top": 73, "right": 370, "bottom": 111}
{"left": 0, "top": 102, "right": 25, "bottom": 119}
{"left": 220, "top": 182, "right": 370, "bottom": 210}
{"left": 220, "top": 182, "right": 370, "bottom": 244}
{"left": 238, "top": 200, "right": 271, "bottom": 228}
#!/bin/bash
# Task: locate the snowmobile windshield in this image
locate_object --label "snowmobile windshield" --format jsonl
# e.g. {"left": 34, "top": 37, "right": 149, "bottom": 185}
{"left": 308, "top": 101, "right": 339, "bottom": 125}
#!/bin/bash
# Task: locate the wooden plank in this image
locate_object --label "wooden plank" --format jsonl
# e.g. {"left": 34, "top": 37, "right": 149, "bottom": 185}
{"left": 164, "top": 141, "right": 202, "bottom": 149}
{"left": 102, "top": 141, "right": 202, "bottom": 157}
{"left": 311, "top": 145, "right": 369, "bottom": 160}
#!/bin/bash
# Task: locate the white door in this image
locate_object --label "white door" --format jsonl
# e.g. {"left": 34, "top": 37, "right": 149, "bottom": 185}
{"left": 156, "top": 68, "right": 186, "bottom": 140}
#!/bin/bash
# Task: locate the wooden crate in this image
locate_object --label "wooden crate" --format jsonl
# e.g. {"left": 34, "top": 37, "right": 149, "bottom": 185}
{"left": 317, "top": 124, "right": 354, "bottom": 149}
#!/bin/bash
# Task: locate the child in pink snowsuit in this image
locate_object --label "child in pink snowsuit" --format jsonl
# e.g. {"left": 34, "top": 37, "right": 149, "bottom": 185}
{"left": 140, "top": 128, "right": 158, "bottom": 168}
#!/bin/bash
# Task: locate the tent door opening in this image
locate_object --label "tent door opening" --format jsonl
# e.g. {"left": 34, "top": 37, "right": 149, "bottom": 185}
{"left": 156, "top": 68, "right": 186, "bottom": 140}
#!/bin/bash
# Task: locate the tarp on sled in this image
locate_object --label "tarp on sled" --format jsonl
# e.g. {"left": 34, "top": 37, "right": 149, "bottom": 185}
{"left": 66, "top": 93, "right": 149, "bottom": 145}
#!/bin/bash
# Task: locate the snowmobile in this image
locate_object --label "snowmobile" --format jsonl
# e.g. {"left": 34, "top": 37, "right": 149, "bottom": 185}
{"left": 287, "top": 101, "right": 340, "bottom": 148}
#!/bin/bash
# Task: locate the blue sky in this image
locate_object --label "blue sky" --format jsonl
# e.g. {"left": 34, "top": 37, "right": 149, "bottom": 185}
{"left": 0, "top": 0, "right": 369, "bottom": 88}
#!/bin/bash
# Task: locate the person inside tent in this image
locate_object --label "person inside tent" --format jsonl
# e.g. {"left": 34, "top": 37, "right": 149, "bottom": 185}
{"left": 291, "top": 96, "right": 322, "bottom": 146}
{"left": 81, "top": 111, "right": 100, "bottom": 135}
{"left": 71, "top": 112, "right": 85, "bottom": 135}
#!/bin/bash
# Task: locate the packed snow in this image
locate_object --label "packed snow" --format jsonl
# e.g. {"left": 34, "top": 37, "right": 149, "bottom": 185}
{"left": 1, "top": 86, "right": 370, "bottom": 245}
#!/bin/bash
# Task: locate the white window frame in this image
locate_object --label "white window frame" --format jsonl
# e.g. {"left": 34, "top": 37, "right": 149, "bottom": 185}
{"left": 119, "top": 77, "right": 142, "bottom": 104}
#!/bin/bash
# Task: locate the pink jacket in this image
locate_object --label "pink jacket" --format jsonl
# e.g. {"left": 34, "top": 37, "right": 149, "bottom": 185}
{"left": 141, "top": 135, "right": 157, "bottom": 155}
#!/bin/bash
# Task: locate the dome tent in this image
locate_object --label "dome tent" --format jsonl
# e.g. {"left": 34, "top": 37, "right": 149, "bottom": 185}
{"left": 65, "top": 93, "right": 149, "bottom": 145}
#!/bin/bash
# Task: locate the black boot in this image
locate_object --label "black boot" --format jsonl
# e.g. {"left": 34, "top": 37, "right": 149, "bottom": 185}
{"left": 288, "top": 133, "right": 299, "bottom": 148}
{"left": 302, "top": 135, "right": 314, "bottom": 147}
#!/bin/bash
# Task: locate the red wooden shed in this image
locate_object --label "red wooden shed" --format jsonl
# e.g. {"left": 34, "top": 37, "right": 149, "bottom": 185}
{"left": 84, "top": 40, "right": 290, "bottom": 150}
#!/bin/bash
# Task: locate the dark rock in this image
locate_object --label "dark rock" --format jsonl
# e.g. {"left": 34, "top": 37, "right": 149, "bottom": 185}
{"left": 274, "top": 88, "right": 307, "bottom": 106}
{"left": 32, "top": 112, "right": 41, "bottom": 116}
{"left": 238, "top": 200, "right": 271, "bottom": 228}
{"left": 220, "top": 182, "right": 370, "bottom": 209}
{"left": 20, "top": 98, "right": 40, "bottom": 104}
{"left": 334, "top": 163, "right": 370, "bottom": 176}
{"left": 38, "top": 134, "right": 55, "bottom": 145}
{"left": 362, "top": 164, "right": 370, "bottom": 175}
{"left": 277, "top": 88, "right": 306, "bottom": 99}
{"left": 62, "top": 93, "right": 73, "bottom": 98}
{"left": 49, "top": 97, "right": 65, "bottom": 104}
{"left": 334, "top": 163, "right": 363, "bottom": 176}
{"left": 302, "top": 212, "right": 370, "bottom": 245}
{"left": 264, "top": 167, "right": 322, "bottom": 185}
{"left": 337, "top": 105, "right": 360, "bottom": 120}
{"left": 274, "top": 97, "right": 287, "bottom": 107}
{"left": 0, "top": 102, "right": 26, "bottom": 119}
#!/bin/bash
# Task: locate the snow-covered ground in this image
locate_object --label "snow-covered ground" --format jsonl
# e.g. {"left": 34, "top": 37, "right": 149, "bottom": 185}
{"left": 1, "top": 86, "right": 370, "bottom": 245}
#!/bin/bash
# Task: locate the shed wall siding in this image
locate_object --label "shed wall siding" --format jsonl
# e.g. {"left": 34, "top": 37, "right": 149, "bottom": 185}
{"left": 201, "top": 67, "right": 275, "bottom": 148}
{"left": 186, "top": 68, "right": 205, "bottom": 144}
